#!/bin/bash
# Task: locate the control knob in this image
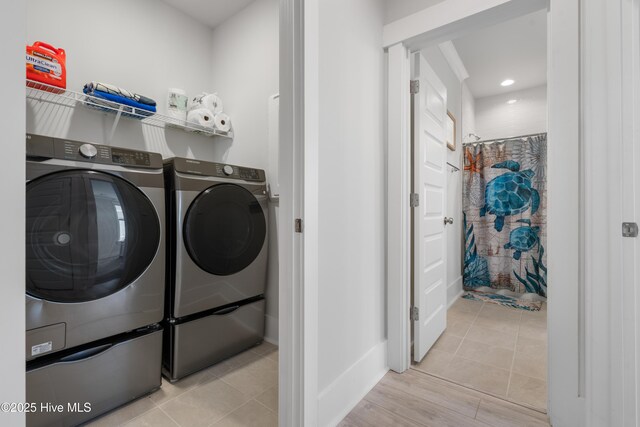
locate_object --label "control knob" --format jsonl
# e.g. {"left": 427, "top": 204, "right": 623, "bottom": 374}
{"left": 79, "top": 143, "right": 98, "bottom": 159}
{"left": 223, "top": 165, "right": 234, "bottom": 176}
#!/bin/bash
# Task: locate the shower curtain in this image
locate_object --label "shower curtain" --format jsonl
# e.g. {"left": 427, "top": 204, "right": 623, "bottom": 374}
{"left": 462, "top": 133, "right": 547, "bottom": 298}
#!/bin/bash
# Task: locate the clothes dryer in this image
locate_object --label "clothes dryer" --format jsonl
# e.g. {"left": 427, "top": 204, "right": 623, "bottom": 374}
{"left": 164, "top": 158, "right": 268, "bottom": 381}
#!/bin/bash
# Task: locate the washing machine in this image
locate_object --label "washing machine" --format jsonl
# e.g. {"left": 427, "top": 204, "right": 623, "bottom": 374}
{"left": 164, "top": 157, "right": 268, "bottom": 381}
{"left": 25, "top": 134, "right": 165, "bottom": 426}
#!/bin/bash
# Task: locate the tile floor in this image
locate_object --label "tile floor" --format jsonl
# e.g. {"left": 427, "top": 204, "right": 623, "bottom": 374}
{"left": 339, "top": 369, "right": 550, "bottom": 427}
{"left": 86, "top": 342, "right": 278, "bottom": 427}
{"left": 412, "top": 297, "right": 547, "bottom": 411}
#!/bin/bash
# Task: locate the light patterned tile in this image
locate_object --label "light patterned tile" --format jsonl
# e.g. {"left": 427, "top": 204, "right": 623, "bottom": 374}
{"left": 448, "top": 309, "right": 479, "bottom": 324}
{"left": 456, "top": 339, "right": 514, "bottom": 369}
{"left": 477, "top": 304, "right": 522, "bottom": 322}
{"left": 450, "top": 298, "right": 484, "bottom": 314}
{"left": 413, "top": 348, "right": 453, "bottom": 376}
{"left": 513, "top": 345, "right": 547, "bottom": 381}
{"left": 431, "top": 332, "right": 463, "bottom": 354}
{"left": 255, "top": 385, "right": 278, "bottom": 413}
{"left": 267, "top": 350, "right": 278, "bottom": 363}
{"left": 440, "top": 356, "right": 511, "bottom": 397}
{"left": 86, "top": 397, "right": 156, "bottom": 427}
{"left": 447, "top": 318, "right": 473, "bottom": 338}
{"left": 465, "top": 324, "right": 518, "bottom": 350}
{"left": 150, "top": 371, "right": 213, "bottom": 405}
{"left": 123, "top": 408, "right": 178, "bottom": 427}
{"left": 160, "top": 378, "right": 250, "bottom": 427}
{"left": 508, "top": 373, "right": 548, "bottom": 411}
{"left": 210, "top": 400, "right": 278, "bottom": 427}
{"left": 219, "top": 356, "right": 278, "bottom": 398}
{"left": 474, "top": 314, "right": 521, "bottom": 333}
{"left": 516, "top": 336, "right": 546, "bottom": 354}
{"left": 518, "top": 322, "right": 547, "bottom": 341}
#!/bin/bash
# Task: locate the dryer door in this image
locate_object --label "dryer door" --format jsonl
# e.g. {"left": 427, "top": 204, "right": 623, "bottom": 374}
{"left": 183, "top": 183, "right": 266, "bottom": 276}
{"left": 26, "top": 170, "right": 161, "bottom": 303}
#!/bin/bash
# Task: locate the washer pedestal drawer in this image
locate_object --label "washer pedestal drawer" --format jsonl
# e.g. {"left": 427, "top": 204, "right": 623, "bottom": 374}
{"left": 26, "top": 326, "right": 162, "bottom": 427}
{"left": 164, "top": 298, "right": 265, "bottom": 382}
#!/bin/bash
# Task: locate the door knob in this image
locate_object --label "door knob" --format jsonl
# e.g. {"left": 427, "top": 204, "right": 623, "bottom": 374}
{"left": 444, "top": 217, "right": 454, "bottom": 225}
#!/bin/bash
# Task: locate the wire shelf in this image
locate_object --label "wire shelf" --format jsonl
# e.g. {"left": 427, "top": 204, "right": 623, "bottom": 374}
{"left": 26, "top": 80, "right": 234, "bottom": 139}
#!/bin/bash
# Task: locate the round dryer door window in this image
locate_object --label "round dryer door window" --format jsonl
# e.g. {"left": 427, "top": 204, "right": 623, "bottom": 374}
{"left": 26, "top": 170, "right": 160, "bottom": 303}
{"left": 183, "top": 183, "right": 266, "bottom": 276}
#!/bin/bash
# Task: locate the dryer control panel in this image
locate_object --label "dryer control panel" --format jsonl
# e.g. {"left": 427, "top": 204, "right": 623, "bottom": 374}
{"left": 26, "top": 134, "right": 163, "bottom": 169}
{"left": 172, "top": 158, "right": 266, "bottom": 183}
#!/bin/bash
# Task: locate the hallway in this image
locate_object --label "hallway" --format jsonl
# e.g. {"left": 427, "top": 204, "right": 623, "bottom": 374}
{"left": 339, "top": 369, "right": 549, "bottom": 427}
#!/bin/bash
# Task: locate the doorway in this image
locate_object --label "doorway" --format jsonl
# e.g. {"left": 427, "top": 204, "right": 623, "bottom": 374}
{"left": 386, "top": 0, "right": 582, "bottom": 424}
{"left": 410, "top": 10, "right": 549, "bottom": 412}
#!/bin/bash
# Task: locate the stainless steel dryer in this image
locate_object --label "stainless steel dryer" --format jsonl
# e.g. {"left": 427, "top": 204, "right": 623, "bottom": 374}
{"left": 164, "top": 158, "right": 268, "bottom": 381}
{"left": 25, "top": 134, "right": 165, "bottom": 426}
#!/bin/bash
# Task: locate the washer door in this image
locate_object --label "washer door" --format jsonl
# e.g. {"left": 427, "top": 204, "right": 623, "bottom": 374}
{"left": 26, "top": 170, "right": 160, "bottom": 303}
{"left": 183, "top": 183, "right": 266, "bottom": 276}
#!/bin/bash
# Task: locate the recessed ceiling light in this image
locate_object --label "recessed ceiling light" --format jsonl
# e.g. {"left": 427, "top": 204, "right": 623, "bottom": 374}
{"left": 507, "top": 99, "right": 518, "bottom": 104}
{"left": 501, "top": 79, "right": 515, "bottom": 87}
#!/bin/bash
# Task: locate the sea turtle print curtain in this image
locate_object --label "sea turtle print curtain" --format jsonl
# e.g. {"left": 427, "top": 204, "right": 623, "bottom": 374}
{"left": 462, "top": 134, "right": 547, "bottom": 297}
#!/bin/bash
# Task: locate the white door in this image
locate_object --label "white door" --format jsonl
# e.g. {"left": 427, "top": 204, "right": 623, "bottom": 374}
{"left": 412, "top": 52, "right": 448, "bottom": 362}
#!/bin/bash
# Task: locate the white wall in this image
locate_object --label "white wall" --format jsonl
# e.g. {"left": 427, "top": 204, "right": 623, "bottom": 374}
{"left": 474, "top": 84, "right": 547, "bottom": 140}
{"left": 26, "top": 0, "right": 233, "bottom": 161}
{"left": 384, "top": 0, "right": 447, "bottom": 24}
{"left": 461, "top": 83, "right": 476, "bottom": 141}
{"left": 209, "top": 0, "right": 280, "bottom": 343}
{"left": 210, "top": 0, "right": 279, "bottom": 172}
{"left": 315, "top": 0, "right": 388, "bottom": 424}
{"left": 421, "top": 46, "right": 465, "bottom": 305}
{"left": 0, "top": 3, "right": 26, "bottom": 426}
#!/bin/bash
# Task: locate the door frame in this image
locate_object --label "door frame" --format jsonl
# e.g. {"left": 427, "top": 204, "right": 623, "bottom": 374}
{"left": 385, "top": 0, "right": 586, "bottom": 425}
{"left": 279, "top": 0, "right": 316, "bottom": 425}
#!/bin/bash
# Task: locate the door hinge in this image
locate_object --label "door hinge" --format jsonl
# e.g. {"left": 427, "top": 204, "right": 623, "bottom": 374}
{"left": 410, "top": 193, "right": 419, "bottom": 208}
{"left": 622, "top": 222, "right": 638, "bottom": 237}
{"left": 410, "top": 306, "right": 419, "bottom": 321}
{"left": 410, "top": 80, "right": 420, "bottom": 94}
{"left": 295, "top": 218, "right": 304, "bottom": 233}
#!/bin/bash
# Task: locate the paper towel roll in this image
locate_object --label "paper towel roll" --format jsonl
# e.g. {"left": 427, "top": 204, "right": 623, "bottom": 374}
{"left": 213, "top": 113, "right": 231, "bottom": 133}
{"left": 167, "top": 88, "right": 188, "bottom": 124}
{"left": 187, "top": 108, "right": 215, "bottom": 129}
{"left": 191, "top": 92, "right": 223, "bottom": 115}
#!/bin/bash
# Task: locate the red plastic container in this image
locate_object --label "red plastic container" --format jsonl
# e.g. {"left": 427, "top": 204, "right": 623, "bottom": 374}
{"left": 26, "top": 41, "right": 66, "bottom": 93}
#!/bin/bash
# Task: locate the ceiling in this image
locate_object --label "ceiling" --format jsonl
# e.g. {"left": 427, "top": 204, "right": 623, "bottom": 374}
{"left": 162, "top": 0, "right": 255, "bottom": 29}
{"left": 452, "top": 9, "right": 547, "bottom": 99}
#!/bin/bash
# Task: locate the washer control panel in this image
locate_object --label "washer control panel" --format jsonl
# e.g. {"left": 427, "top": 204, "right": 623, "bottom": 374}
{"left": 111, "top": 148, "right": 152, "bottom": 167}
{"left": 172, "top": 158, "right": 265, "bottom": 182}
{"left": 214, "top": 163, "right": 262, "bottom": 181}
{"left": 26, "top": 134, "right": 162, "bottom": 169}
{"left": 79, "top": 143, "right": 98, "bottom": 159}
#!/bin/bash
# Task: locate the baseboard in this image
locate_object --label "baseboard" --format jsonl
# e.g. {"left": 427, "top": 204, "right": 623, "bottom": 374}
{"left": 264, "top": 314, "right": 278, "bottom": 345}
{"left": 318, "top": 340, "right": 388, "bottom": 427}
{"left": 447, "top": 275, "right": 463, "bottom": 308}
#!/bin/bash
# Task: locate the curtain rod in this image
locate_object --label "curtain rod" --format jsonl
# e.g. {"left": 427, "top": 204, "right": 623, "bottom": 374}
{"left": 463, "top": 132, "right": 547, "bottom": 145}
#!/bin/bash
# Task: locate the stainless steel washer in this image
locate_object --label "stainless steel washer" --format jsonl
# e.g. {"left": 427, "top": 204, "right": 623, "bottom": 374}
{"left": 26, "top": 134, "right": 166, "bottom": 358}
{"left": 25, "top": 134, "right": 165, "bottom": 426}
{"left": 164, "top": 158, "right": 268, "bottom": 381}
